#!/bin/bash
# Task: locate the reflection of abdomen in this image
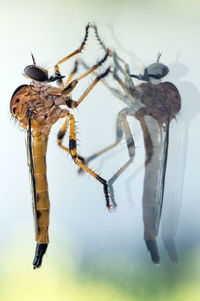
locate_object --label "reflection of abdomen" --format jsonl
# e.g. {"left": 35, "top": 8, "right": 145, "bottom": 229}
{"left": 142, "top": 116, "right": 163, "bottom": 240}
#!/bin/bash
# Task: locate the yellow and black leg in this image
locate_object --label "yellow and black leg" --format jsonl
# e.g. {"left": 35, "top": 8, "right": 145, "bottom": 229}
{"left": 54, "top": 24, "right": 109, "bottom": 89}
{"left": 62, "top": 51, "right": 109, "bottom": 101}
{"left": 62, "top": 65, "right": 110, "bottom": 112}
{"left": 57, "top": 112, "right": 113, "bottom": 210}
{"left": 56, "top": 52, "right": 110, "bottom": 111}
{"left": 75, "top": 65, "right": 110, "bottom": 107}
{"left": 57, "top": 114, "right": 84, "bottom": 162}
{"left": 78, "top": 107, "right": 135, "bottom": 206}
{"left": 54, "top": 23, "right": 91, "bottom": 87}
{"left": 65, "top": 59, "right": 79, "bottom": 86}
{"left": 56, "top": 59, "right": 80, "bottom": 96}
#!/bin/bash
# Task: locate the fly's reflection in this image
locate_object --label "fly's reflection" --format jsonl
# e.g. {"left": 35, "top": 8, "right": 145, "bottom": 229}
{"left": 80, "top": 25, "right": 181, "bottom": 264}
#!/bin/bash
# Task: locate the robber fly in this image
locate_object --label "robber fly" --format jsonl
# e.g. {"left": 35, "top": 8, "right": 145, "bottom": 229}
{"left": 10, "top": 24, "right": 113, "bottom": 269}
{"left": 79, "top": 25, "right": 181, "bottom": 264}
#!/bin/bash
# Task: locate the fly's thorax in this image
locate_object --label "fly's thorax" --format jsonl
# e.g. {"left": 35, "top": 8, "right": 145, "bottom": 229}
{"left": 11, "top": 82, "right": 70, "bottom": 132}
{"left": 135, "top": 82, "right": 181, "bottom": 125}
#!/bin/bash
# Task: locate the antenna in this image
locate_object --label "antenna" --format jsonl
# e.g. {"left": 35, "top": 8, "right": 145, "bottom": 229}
{"left": 31, "top": 53, "right": 36, "bottom": 65}
{"left": 157, "top": 51, "right": 163, "bottom": 62}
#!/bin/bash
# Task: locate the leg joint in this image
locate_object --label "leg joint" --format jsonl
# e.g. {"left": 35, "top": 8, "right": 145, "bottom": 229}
{"left": 69, "top": 139, "right": 77, "bottom": 150}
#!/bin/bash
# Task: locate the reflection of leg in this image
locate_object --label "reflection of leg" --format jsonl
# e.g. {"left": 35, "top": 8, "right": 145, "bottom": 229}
{"left": 125, "top": 163, "right": 144, "bottom": 207}
{"left": 108, "top": 108, "right": 135, "bottom": 205}
{"left": 108, "top": 159, "right": 133, "bottom": 208}
{"left": 91, "top": 25, "right": 139, "bottom": 104}
{"left": 92, "top": 23, "right": 129, "bottom": 68}
{"left": 79, "top": 107, "right": 125, "bottom": 171}
{"left": 80, "top": 106, "right": 135, "bottom": 174}
{"left": 112, "top": 51, "right": 136, "bottom": 95}
{"left": 80, "top": 57, "right": 136, "bottom": 107}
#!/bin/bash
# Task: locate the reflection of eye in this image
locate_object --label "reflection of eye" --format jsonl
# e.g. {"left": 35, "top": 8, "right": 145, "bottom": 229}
{"left": 15, "top": 98, "right": 20, "bottom": 103}
{"left": 24, "top": 65, "right": 49, "bottom": 82}
{"left": 147, "top": 63, "right": 169, "bottom": 79}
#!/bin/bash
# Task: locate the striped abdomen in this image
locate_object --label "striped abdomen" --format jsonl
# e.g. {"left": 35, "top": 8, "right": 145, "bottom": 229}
{"left": 32, "top": 133, "right": 50, "bottom": 243}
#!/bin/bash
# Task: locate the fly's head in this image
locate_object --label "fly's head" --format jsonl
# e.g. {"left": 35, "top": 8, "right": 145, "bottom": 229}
{"left": 10, "top": 54, "right": 65, "bottom": 129}
{"left": 143, "top": 62, "right": 169, "bottom": 81}
{"left": 131, "top": 52, "right": 169, "bottom": 83}
{"left": 24, "top": 53, "right": 65, "bottom": 84}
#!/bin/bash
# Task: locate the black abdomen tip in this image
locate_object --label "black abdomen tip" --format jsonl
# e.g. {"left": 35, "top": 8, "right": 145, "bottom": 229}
{"left": 33, "top": 243, "right": 48, "bottom": 269}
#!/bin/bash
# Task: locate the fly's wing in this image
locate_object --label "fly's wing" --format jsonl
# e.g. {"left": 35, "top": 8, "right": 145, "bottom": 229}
{"left": 26, "top": 117, "right": 38, "bottom": 240}
{"left": 160, "top": 82, "right": 181, "bottom": 262}
{"left": 156, "top": 113, "right": 170, "bottom": 232}
{"left": 158, "top": 82, "right": 181, "bottom": 232}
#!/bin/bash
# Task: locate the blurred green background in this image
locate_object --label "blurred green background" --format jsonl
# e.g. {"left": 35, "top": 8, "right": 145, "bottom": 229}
{"left": 0, "top": 0, "right": 200, "bottom": 300}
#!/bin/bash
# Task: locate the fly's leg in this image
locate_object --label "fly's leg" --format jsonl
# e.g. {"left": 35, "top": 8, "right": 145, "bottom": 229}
{"left": 55, "top": 26, "right": 109, "bottom": 89}
{"left": 56, "top": 116, "right": 84, "bottom": 161}
{"left": 68, "top": 66, "right": 111, "bottom": 110}
{"left": 92, "top": 23, "right": 127, "bottom": 65}
{"left": 91, "top": 24, "right": 137, "bottom": 100}
{"left": 64, "top": 49, "right": 109, "bottom": 86}
{"left": 57, "top": 112, "right": 114, "bottom": 211}
{"left": 79, "top": 56, "right": 141, "bottom": 110}
{"left": 78, "top": 107, "right": 135, "bottom": 206}
{"left": 57, "top": 66, "right": 111, "bottom": 173}
{"left": 79, "top": 107, "right": 135, "bottom": 169}
{"left": 65, "top": 59, "right": 79, "bottom": 86}
{"left": 112, "top": 68, "right": 137, "bottom": 102}
{"left": 78, "top": 106, "right": 124, "bottom": 172}
{"left": 58, "top": 53, "right": 110, "bottom": 107}
{"left": 79, "top": 59, "right": 127, "bottom": 103}
{"left": 55, "top": 23, "right": 91, "bottom": 87}
{"left": 92, "top": 24, "right": 136, "bottom": 94}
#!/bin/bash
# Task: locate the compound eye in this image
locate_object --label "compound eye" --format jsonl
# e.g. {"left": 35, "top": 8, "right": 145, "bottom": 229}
{"left": 147, "top": 63, "right": 169, "bottom": 79}
{"left": 24, "top": 65, "right": 48, "bottom": 81}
